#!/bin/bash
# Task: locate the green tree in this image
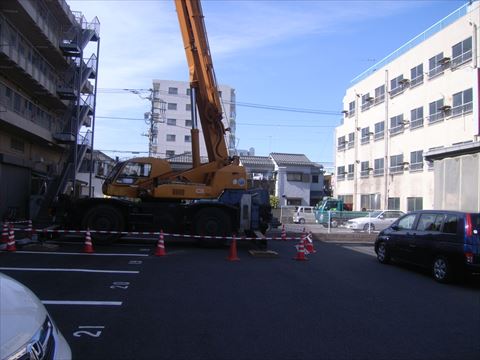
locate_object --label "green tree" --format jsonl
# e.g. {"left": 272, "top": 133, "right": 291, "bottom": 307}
{"left": 270, "top": 195, "right": 279, "bottom": 209}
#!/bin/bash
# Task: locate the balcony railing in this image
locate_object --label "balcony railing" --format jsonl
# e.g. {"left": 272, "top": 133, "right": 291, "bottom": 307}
{"left": 390, "top": 125, "right": 404, "bottom": 136}
{"left": 410, "top": 118, "right": 424, "bottom": 129}
{"left": 360, "top": 170, "right": 370, "bottom": 178}
{"left": 451, "top": 50, "right": 472, "bottom": 68}
{"left": 428, "top": 112, "right": 445, "bottom": 124}
{"left": 374, "top": 131, "right": 384, "bottom": 141}
{"left": 361, "top": 136, "right": 370, "bottom": 145}
{"left": 451, "top": 102, "right": 473, "bottom": 117}
{"left": 410, "top": 75, "right": 424, "bottom": 88}
{"left": 374, "top": 168, "right": 384, "bottom": 176}
{"left": 409, "top": 162, "right": 424, "bottom": 172}
{"left": 389, "top": 165, "right": 405, "bottom": 174}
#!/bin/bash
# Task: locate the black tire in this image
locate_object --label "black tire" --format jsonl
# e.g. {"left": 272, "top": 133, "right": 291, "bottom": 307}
{"left": 330, "top": 219, "right": 338, "bottom": 228}
{"left": 364, "top": 223, "right": 375, "bottom": 231}
{"left": 81, "top": 205, "right": 124, "bottom": 244}
{"left": 193, "top": 208, "right": 232, "bottom": 247}
{"left": 376, "top": 241, "right": 390, "bottom": 264}
{"left": 432, "top": 256, "right": 452, "bottom": 283}
{"left": 299, "top": 218, "right": 306, "bottom": 224}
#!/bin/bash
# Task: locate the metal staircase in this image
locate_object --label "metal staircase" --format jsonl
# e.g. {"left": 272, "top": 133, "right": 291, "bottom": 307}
{"left": 34, "top": 12, "right": 100, "bottom": 224}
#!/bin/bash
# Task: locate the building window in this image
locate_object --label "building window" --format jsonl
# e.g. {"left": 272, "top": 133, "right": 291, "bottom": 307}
{"left": 218, "top": 91, "right": 222, "bottom": 98}
{"left": 410, "top": 63, "right": 424, "bottom": 87}
{"left": 452, "top": 37, "right": 472, "bottom": 68}
{"left": 348, "top": 101, "right": 355, "bottom": 117}
{"left": 184, "top": 135, "right": 191, "bottom": 142}
{"left": 186, "top": 88, "right": 191, "bottom": 95}
{"left": 166, "top": 150, "right": 175, "bottom": 157}
{"left": 390, "top": 154, "right": 404, "bottom": 174}
{"left": 361, "top": 194, "right": 380, "bottom": 210}
{"left": 410, "top": 150, "right": 424, "bottom": 171}
{"left": 185, "top": 119, "right": 192, "bottom": 127}
{"left": 312, "top": 175, "right": 319, "bottom": 183}
{"left": 388, "top": 197, "right": 400, "bottom": 210}
{"left": 168, "top": 87, "right": 178, "bottom": 95}
{"left": 167, "top": 118, "right": 176, "bottom": 126}
{"left": 374, "top": 121, "right": 385, "bottom": 140}
{"left": 337, "top": 166, "right": 346, "bottom": 181}
{"left": 407, "top": 197, "right": 423, "bottom": 211}
{"left": 429, "top": 99, "right": 446, "bottom": 123}
{"left": 360, "top": 161, "right": 370, "bottom": 178}
{"left": 347, "top": 132, "right": 355, "bottom": 149}
{"left": 390, "top": 75, "right": 406, "bottom": 97}
{"left": 166, "top": 134, "right": 176, "bottom": 142}
{"left": 452, "top": 88, "right": 473, "bottom": 117}
{"left": 337, "top": 136, "right": 346, "bottom": 150}
{"left": 361, "top": 93, "right": 373, "bottom": 111}
{"left": 410, "top": 107, "right": 424, "bottom": 129}
{"left": 390, "top": 114, "right": 404, "bottom": 135}
{"left": 429, "top": 52, "right": 448, "bottom": 79}
{"left": 374, "top": 85, "right": 385, "bottom": 105}
{"left": 374, "top": 158, "right": 384, "bottom": 176}
{"left": 167, "top": 103, "right": 177, "bottom": 110}
{"left": 347, "top": 164, "right": 354, "bottom": 180}
{"left": 185, "top": 104, "right": 191, "bottom": 111}
{"left": 287, "top": 172, "right": 303, "bottom": 182}
{"left": 361, "top": 127, "right": 371, "bottom": 144}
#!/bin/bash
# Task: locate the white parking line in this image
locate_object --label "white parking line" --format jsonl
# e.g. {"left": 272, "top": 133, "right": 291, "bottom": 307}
{"left": 42, "top": 300, "right": 122, "bottom": 306}
{"left": 342, "top": 245, "right": 376, "bottom": 257}
{"left": 14, "top": 251, "right": 149, "bottom": 257}
{"left": 0, "top": 267, "right": 139, "bottom": 274}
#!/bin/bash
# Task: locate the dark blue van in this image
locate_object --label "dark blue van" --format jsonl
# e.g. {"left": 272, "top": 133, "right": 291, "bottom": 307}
{"left": 374, "top": 210, "right": 480, "bottom": 283}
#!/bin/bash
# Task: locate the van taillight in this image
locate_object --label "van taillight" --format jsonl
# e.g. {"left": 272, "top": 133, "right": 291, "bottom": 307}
{"left": 465, "top": 213, "right": 473, "bottom": 237}
{"left": 465, "top": 252, "right": 474, "bottom": 264}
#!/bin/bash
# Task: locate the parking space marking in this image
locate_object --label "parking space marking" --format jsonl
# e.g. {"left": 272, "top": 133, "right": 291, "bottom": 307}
{"left": 13, "top": 250, "right": 149, "bottom": 257}
{"left": 342, "top": 245, "right": 376, "bottom": 257}
{"left": 42, "top": 300, "right": 122, "bottom": 306}
{"left": 0, "top": 267, "right": 139, "bottom": 274}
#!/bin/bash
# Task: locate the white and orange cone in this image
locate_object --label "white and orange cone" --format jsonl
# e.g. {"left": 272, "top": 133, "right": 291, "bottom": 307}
{"left": 293, "top": 235, "right": 308, "bottom": 261}
{"left": 1, "top": 222, "right": 8, "bottom": 244}
{"left": 6, "top": 223, "right": 16, "bottom": 252}
{"left": 83, "top": 229, "right": 94, "bottom": 253}
{"left": 281, "top": 224, "right": 287, "bottom": 241}
{"left": 304, "top": 231, "right": 316, "bottom": 254}
{"left": 155, "top": 230, "right": 167, "bottom": 256}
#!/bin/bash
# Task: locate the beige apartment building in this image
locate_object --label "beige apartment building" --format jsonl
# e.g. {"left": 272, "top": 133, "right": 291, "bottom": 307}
{"left": 335, "top": 1, "right": 480, "bottom": 212}
{"left": 151, "top": 80, "right": 236, "bottom": 158}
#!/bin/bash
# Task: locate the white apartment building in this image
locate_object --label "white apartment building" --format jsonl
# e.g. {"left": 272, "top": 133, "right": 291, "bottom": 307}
{"left": 151, "top": 80, "right": 236, "bottom": 158}
{"left": 335, "top": 1, "right": 480, "bottom": 212}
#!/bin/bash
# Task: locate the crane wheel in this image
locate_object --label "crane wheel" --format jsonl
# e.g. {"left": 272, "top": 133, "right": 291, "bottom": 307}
{"left": 81, "top": 205, "right": 124, "bottom": 244}
{"left": 193, "top": 208, "right": 232, "bottom": 247}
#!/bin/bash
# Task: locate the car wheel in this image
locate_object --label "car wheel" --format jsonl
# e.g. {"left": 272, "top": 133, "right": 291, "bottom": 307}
{"left": 376, "top": 241, "right": 390, "bottom": 264}
{"left": 363, "top": 223, "right": 375, "bottom": 231}
{"left": 330, "top": 219, "right": 338, "bottom": 228}
{"left": 299, "top": 218, "right": 305, "bottom": 224}
{"left": 432, "top": 256, "right": 452, "bottom": 283}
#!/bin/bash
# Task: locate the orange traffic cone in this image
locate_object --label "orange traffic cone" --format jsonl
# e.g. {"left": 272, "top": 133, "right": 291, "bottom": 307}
{"left": 155, "top": 230, "right": 167, "bottom": 257}
{"left": 6, "top": 223, "right": 16, "bottom": 252}
{"left": 1, "top": 222, "right": 8, "bottom": 243}
{"left": 83, "top": 229, "right": 94, "bottom": 253}
{"left": 304, "top": 231, "right": 316, "bottom": 254}
{"left": 227, "top": 235, "right": 240, "bottom": 261}
{"left": 293, "top": 236, "right": 308, "bottom": 261}
{"left": 281, "top": 224, "right": 287, "bottom": 241}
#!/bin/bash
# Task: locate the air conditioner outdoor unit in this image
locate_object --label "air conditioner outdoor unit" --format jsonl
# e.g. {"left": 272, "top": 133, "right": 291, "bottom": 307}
{"left": 366, "top": 96, "right": 374, "bottom": 102}
{"left": 439, "top": 105, "right": 451, "bottom": 111}
{"left": 399, "top": 78, "right": 410, "bottom": 84}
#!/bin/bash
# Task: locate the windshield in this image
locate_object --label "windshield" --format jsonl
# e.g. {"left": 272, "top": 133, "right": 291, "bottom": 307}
{"left": 119, "top": 162, "right": 152, "bottom": 178}
{"left": 370, "top": 211, "right": 383, "bottom": 217}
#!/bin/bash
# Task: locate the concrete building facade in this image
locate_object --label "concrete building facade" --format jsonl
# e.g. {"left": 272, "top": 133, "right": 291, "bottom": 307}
{"left": 335, "top": 0, "right": 480, "bottom": 212}
{"left": 151, "top": 80, "right": 236, "bottom": 158}
{"left": 0, "top": 0, "right": 99, "bottom": 220}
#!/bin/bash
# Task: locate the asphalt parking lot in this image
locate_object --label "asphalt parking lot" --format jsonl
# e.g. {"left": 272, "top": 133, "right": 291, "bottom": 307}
{"left": 1, "top": 226, "right": 479, "bottom": 360}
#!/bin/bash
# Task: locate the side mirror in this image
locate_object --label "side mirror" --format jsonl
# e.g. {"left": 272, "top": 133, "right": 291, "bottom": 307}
{"left": 391, "top": 224, "right": 399, "bottom": 231}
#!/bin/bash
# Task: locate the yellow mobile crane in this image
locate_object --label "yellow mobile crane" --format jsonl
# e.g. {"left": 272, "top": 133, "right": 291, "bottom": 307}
{"left": 61, "top": 0, "right": 272, "bottom": 243}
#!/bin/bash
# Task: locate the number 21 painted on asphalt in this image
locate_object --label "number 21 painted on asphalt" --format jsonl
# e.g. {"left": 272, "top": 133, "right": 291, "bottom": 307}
{"left": 73, "top": 326, "right": 104, "bottom": 338}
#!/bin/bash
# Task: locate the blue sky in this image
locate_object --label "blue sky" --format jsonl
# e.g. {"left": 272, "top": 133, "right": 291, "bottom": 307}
{"left": 71, "top": 0, "right": 467, "bottom": 166}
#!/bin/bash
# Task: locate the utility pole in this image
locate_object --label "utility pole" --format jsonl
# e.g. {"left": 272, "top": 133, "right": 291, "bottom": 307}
{"left": 140, "top": 87, "right": 165, "bottom": 157}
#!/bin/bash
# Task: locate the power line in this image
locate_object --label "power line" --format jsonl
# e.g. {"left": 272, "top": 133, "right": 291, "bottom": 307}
{"left": 96, "top": 116, "right": 337, "bottom": 127}
{"left": 97, "top": 87, "right": 342, "bottom": 115}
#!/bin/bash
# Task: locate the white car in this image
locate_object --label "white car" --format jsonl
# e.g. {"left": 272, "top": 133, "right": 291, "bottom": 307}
{"left": 0, "top": 272, "right": 72, "bottom": 360}
{"left": 346, "top": 210, "right": 405, "bottom": 231}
